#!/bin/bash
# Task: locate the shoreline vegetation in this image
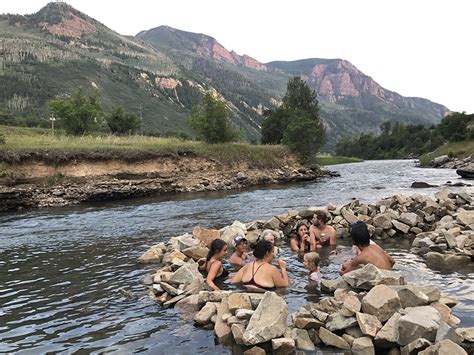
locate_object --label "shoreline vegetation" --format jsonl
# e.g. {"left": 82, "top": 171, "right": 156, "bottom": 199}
{"left": 418, "top": 140, "right": 474, "bottom": 166}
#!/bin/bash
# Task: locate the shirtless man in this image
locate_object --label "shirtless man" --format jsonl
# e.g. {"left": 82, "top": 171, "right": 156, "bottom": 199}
{"left": 339, "top": 221, "right": 395, "bottom": 275}
{"left": 228, "top": 236, "right": 250, "bottom": 268}
{"left": 309, "top": 211, "right": 337, "bottom": 247}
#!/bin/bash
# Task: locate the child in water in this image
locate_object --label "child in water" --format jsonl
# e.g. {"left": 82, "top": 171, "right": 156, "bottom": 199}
{"left": 303, "top": 252, "right": 321, "bottom": 284}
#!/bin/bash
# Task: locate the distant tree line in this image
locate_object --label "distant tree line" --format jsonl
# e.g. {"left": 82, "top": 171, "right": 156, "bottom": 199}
{"left": 335, "top": 112, "right": 474, "bottom": 159}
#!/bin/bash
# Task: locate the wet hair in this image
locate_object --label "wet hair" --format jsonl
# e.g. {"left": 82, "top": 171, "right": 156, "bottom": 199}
{"left": 253, "top": 240, "right": 274, "bottom": 259}
{"left": 314, "top": 211, "right": 328, "bottom": 224}
{"left": 304, "top": 252, "right": 320, "bottom": 270}
{"left": 295, "top": 222, "right": 308, "bottom": 240}
{"left": 206, "top": 239, "right": 227, "bottom": 261}
{"left": 350, "top": 221, "right": 370, "bottom": 247}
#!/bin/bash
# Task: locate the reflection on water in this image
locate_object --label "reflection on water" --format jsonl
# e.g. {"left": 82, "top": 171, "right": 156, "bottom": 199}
{"left": 0, "top": 160, "right": 473, "bottom": 353}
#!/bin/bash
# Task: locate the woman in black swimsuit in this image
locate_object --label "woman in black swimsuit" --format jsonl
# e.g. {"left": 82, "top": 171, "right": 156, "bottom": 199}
{"left": 231, "top": 240, "right": 288, "bottom": 290}
{"left": 199, "top": 239, "right": 229, "bottom": 291}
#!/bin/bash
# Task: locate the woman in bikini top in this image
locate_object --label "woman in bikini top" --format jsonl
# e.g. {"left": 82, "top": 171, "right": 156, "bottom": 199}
{"left": 198, "top": 239, "right": 229, "bottom": 291}
{"left": 231, "top": 240, "right": 289, "bottom": 290}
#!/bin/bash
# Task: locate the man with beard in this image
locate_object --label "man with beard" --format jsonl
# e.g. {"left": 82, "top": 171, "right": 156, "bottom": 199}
{"left": 309, "top": 210, "right": 337, "bottom": 247}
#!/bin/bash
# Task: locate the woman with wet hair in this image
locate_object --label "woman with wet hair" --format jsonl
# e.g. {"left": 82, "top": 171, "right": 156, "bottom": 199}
{"left": 198, "top": 239, "right": 229, "bottom": 291}
{"left": 231, "top": 240, "right": 288, "bottom": 290}
{"left": 291, "top": 223, "right": 315, "bottom": 253}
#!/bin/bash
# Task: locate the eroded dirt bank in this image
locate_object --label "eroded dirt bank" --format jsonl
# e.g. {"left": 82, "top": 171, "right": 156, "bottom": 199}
{"left": 0, "top": 155, "right": 336, "bottom": 212}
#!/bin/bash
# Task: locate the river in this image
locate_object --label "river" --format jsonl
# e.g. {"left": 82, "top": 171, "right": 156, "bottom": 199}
{"left": 0, "top": 160, "right": 473, "bottom": 354}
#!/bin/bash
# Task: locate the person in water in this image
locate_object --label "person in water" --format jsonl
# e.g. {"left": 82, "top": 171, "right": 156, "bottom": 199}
{"left": 304, "top": 252, "right": 321, "bottom": 285}
{"left": 199, "top": 239, "right": 229, "bottom": 291}
{"left": 231, "top": 240, "right": 289, "bottom": 290}
{"left": 339, "top": 221, "right": 395, "bottom": 275}
{"left": 310, "top": 211, "right": 337, "bottom": 247}
{"left": 291, "top": 223, "right": 315, "bottom": 252}
{"left": 259, "top": 230, "right": 280, "bottom": 257}
{"left": 228, "top": 235, "right": 250, "bottom": 268}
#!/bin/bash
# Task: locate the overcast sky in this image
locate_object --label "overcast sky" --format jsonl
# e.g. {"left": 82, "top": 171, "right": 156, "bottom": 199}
{"left": 2, "top": 0, "right": 473, "bottom": 113}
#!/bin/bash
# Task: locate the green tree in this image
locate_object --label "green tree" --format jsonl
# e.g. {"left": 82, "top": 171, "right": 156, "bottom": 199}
{"left": 48, "top": 87, "right": 103, "bottom": 135}
{"left": 187, "top": 92, "right": 239, "bottom": 143}
{"left": 437, "top": 112, "right": 473, "bottom": 141}
{"left": 261, "top": 77, "right": 325, "bottom": 160}
{"left": 105, "top": 107, "right": 141, "bottom": 135}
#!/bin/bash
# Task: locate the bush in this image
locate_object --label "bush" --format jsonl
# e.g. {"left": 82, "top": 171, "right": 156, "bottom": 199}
{"left": 105, "top": 107, "right": 141, "bottom": 135}
{"left": 187, "top": 93, "right": 239, "bottom": 143}
{"left": 0, "top": 133, "right": 5, "bottom": 145}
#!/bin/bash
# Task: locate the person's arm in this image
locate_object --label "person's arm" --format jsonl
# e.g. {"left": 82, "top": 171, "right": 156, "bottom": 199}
{"left": 206, "top": 260, "right": 222, "bottom": 291}
{"left": 230, "top": 265, "right": 245, "bottom": 283}
{"left": 386, "top": 251, "right": 395, "bottom": 267}
{"left": 290, "top": 238, "right": 300, "bottom": 252}
{"left": 339, "top": 255, "right": 364, "bottom": 275}
{"left": 272, "top": 258, "right": 289, "bottom": 287}
{"left": 229, "top": 254, "right": 245, "bottom": 267}
{"left": 309, "top": 226, "right": 318, "bottom": 249}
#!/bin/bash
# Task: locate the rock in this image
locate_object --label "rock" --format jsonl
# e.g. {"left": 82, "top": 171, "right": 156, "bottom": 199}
{"left": 263, "top": 216, "right": 281, "bottom": 230}
{"left": 231, "top": 323, "right": 246, "bottom": 345}
{"left": 214, "top": 296, "right": 233, "bottom": 344}
{"left": 346, "top": 326, "right": 364, "bottom": 338}
{"left": 198, "top": 290, "right": 232, "bottom": 304}
{"left": 193, "top": 226, "right": 220, "bottom": 247}
{"left": 398, "top": 306, "right": 441, "bottom": 345}
{"left": 169, "top": 264, "right": 203, "bottom": 286}
{"left": 342, "top": 264, "right": 404, "bottom": 290}
{"left": 243, "top": 346, "right": 266, "bottom": 355}
{"left": 430, "top": 301, "right": 460, "bottom": 326}
{"left": 401, "top": 338, "right": 432, "bottom": 355}
{"left": 457, "top": 209, "right": 474, "bottom": 226}
{"left": 160, "top": 282, "right": 181, "bottom": 296}
{"left": 412, "top": 182, "right": 438, "bottom": 188}
{"left": 194, "top": 302, "right": 218, "bottom": 325}
{"left": 242, "top": 291, "right": 288, "bottom": 345}
{"left": 163, "top": 294, "right": 186, "bottom": 307}
{"left": 343, "top": 333, "right": 355, "bottom": 346}
{"left": 374, "top": 313, "right": 401, "bottom": 348}
{"left": 319, "top": 327, "right": 350, "bottom": 350}
{"left": 356, "top": 312, "right": 382, "bottom": 337}
{"left": 293, "top": 317, "right": 324, "bottom": 330}
{"left": 168, "top": 233, "right": 199, "bottom": 251}
{"left": 308, "top": 307, "right": 329, "bottom": 322}
{"left": 352, "top": 337, "right": 375, "bottom": 355}
{"left": 181, "top": 246, "right": 209, "bottom": 261}
{"left": 392, "top": 220, "right": 410, "bottom": 234}
{"left": 436, "top": 321, "right": 464, "bottom": 344}
{"left": 175, "top": 294, "right": 200, "bottom": 318}
{"left": 426, "top": 252, "right": 471, "bottom": 269}
{"left": 228, "top": 293, "right": 252, "bottom": 314}
{"left": 373, "top": 213, "right": 393, "bottom": 229}
{"left": 137, "top": 245, "right": 163, "bottom": 263}
{"left": 220, "top": 225, "right": 245, "bottom": 244}
{"left": 235, "top": 309, "right": 254, "bottom": 320}
{"left": 342, "top": 208, "right": 359, "bottom": 224}
{"left": 314, "top": 297, "right": 341, "bottom": 314}
{"left": 272, "top": 338, "right": 295, "bottom": 355}
{"left": 361, "top": 285, "right": 402, "bottom": 322}
{"left": 162, "top": 250, "right": 187, "bottom": 264}
{"left": 395, "top": 285, "right": 431, "bottom": 308}
{"left": 342, "top": 293, "right": 361, "bottom": 315}
{"left": 326, "top": 312, "right": 358, "bottom": 331}
{"left": 399, "top": 212, "right": 419, "bottom": 226}
{"left": 438, "top": 294, "right": 458, "bottom": 307}
{"left": 433, "top": 155, "right": 450, "bottom": 167}
{"left": 418, "top": 339, "right": 467, "bottom": 355}
{"left": 321, "top": 277, "right": 351, "bottom": 292}
{"left": 293, "top": 328, "right": 315, "bottom": 351}
{"left": 455, "top": 327, "right": 474, "bottom": 342}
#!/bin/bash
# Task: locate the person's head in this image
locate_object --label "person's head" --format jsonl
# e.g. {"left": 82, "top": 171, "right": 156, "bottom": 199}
{"left": 263, "top": 233, "right": 275, "bottom": 245}
{"left": 253, "top": 240, "right": 274, "bottom": 261}
{"left": 207, "top": 239, "right": 228, "bottom": 261}
{"left": 296, "top": 223, "right": 308, "bottom": 239}
{"left": 312, "top": 211, "right": 328, "bottom": 226}
{"left": 350, "top": 221, "right": 370, "bottom": 247}
{"left": 304, "top": 252, "right": 320, "bottom": 271}
{"left": 232, "top": 235, "right": 247, "bottom": 253}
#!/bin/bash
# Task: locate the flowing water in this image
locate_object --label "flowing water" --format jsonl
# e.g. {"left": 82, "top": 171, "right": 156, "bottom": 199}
{"left": 0, "top": 160, "right": 473, "bottom": 354}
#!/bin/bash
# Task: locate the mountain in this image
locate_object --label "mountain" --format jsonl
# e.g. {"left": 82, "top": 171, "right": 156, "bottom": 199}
{"left": 0, "top": 2, "right": 450, "bottom": 149}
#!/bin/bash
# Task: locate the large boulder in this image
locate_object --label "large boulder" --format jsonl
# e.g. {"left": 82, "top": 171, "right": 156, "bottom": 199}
{"left": 181, "top": 246, "right": 209, "bottom": 260}
{"left": 399, "top": 212, "right": 419, "bottom": 227}
{"left": 214, "top": 296, "right": 233, "bottom": 344}
{"left": 343, "top": 264, "right": 404, "bottom": 290}
{"left": 372, "top": 213, "right": 393, "bottom": 229}
{"left": 397, "top": 306, "right": 441, "bottom": 345}
{"left": 194, "top": 302, "right": 218, "bottom": 325}
{"left": 456, "top": 209, "right": 474, "bottom": 226}
{"left": 352, "top": 336, "right": 375, "bottom": 355}
{"left": 426, "top": 252, "right": 471, "bottom": 269}
{"left": 220, "top": 225, "right": 245, "bottom": 244}
{"left": 419, "top": 339, "right": 467, "bottom": 355}
{"left": 374, "top": 312, "right": 401, "bottom": 348}
{"left": 395, "top": 285, "right": 432, "bottom": 308}
{"left": 193, "top": 226, "right": 220, "bottom": 247}
{"left": 356, "top": 312, "right": 382, "bottom": 337}
{"left": 325, "top": 312, "right": 358, "bottom": 331}
{"left": 168, "top": 263, "right": 203, "bottom": 286}
{"left": 361, "top": 285, "right": 402, "bottom": 322}
{"left": 137, "top": 245, "right": 163, "bottom": 263}
{"left": 319, "top": 327, "right": 350, "bottom": 350}
{"left": 228, "top": 293, "right": 252, "bottom": 314}
{"left": 169, "top": 233, "right": 200, "bottom": 251}
{"left": 272, "top": 338, "right": 295, "bottom": 355}
{"left": 242, "top": 291, "right": 288, "bottom": 345}
{"left": 392, "top": 220, "right": 410, "bottom": 234}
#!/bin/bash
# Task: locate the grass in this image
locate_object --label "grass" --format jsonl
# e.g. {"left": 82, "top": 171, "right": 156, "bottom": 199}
{"left": 418, "top": 140, "right": 474, "bottom": 166}
{"left": 0, "top": 125, "right": 291, "bottom": 168}
{"left": 316, "top": 155, "right": 363, "bottom": 165}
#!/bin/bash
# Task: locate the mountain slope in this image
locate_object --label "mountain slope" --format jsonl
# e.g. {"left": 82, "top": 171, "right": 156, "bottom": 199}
{"left": 0, "top": 2, "right": 450, "bottom": 149}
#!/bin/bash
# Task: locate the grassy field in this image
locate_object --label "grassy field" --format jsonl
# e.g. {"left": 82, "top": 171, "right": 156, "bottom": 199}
{"left": 418, "top": 140, "right": 474, "bottom": 166}
{"left": 316, "top": 155, "right": 363, "bottom": 165}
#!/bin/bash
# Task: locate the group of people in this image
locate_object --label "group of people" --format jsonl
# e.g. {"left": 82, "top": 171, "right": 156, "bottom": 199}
{"left": 198, "top": 212, "right": 395, "bottom": 291}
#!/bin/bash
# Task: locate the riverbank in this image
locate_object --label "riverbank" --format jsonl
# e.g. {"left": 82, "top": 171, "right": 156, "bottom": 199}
{"left": 0, "top": 126, "right": 342, "bottom": 211}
